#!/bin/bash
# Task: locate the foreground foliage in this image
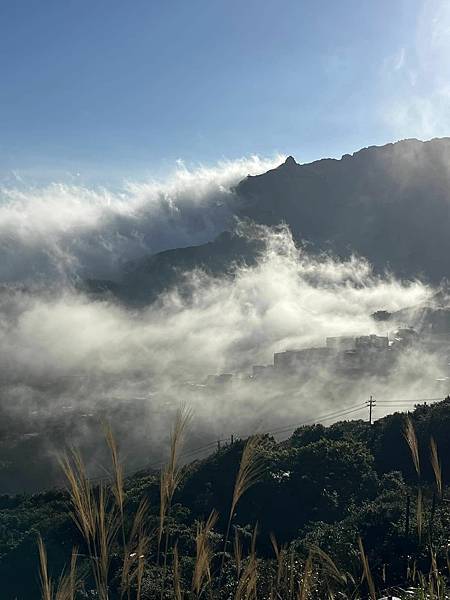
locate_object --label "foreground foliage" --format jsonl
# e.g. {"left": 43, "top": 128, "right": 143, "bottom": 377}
{"left": 1, "top": 398, "right": 450, "bottom": 598}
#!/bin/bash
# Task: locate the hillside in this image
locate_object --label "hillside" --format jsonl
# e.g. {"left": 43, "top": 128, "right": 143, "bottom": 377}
{"left": 86, "top": 138, "right": 450, "bottom": 305}
{"left": 2, "top": 397, "right": 450, "bottom": 599}
{"left": 236, "top": 138, "right": 450, "bottom": 282}
{"left": 83, "top": 231, "right": 264, "bottom": 305}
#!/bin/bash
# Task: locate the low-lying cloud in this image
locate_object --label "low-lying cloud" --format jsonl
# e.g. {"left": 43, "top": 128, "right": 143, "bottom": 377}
{"left": 0, "top": 156, "right": 446, "bottom": 492}
{"left": 0, "top": 224, "right": 431, "bottom": 382}
{"left": 0, "top": 155, "right": 283, "bottom": 284}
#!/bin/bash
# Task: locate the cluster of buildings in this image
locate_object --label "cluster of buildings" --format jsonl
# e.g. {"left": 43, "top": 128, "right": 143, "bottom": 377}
{"left": 255, "top": 333, "right": 394, "bottom": 380}
{"left": 206, "top": 325, "right": 450, "bottom": 388}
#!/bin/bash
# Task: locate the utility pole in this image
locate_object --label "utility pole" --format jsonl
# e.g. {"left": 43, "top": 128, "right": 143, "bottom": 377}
{"left": 405, "top": 494, "right": 410, "bottom": 536}
{"left": 366, "top": 395, "right": 376, "bottom": 425}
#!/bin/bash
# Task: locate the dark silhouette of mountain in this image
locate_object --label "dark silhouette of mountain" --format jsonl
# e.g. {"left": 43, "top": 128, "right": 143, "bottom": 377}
{"left": 83, "top": 231, "right": 264, "bottom": 305}
{"left": 236, "top": 138, "right": 450, "bottom": 281}
{"left": 85, "top": 138, "right": 450, "bottom": 304}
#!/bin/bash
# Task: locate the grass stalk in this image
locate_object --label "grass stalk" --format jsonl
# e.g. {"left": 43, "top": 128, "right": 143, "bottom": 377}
{"left": 404, "top": 416, "right": 420, "bottom": 478}
{"left": 358, "top": 537, "right": 376, "bottom": 600}
{"left": 220, "top": 435, "right": 265, "bottom": 577}
{"left": 430, "top": 437, "right": 443, "bottom": 498}
{"left": 298, "top": 553, "right": 312, "bottom": 600}
{"left": 159, "top": 405, "right": 192, "bottom": 600}
{"left": 38, "top": 535, "right": 53, "bottom": 600}
{"left": 192, "top": 509, "right": 218, "bottom": 597}
{"left": 173, "top": 543, "right": 182, "bottom": 600}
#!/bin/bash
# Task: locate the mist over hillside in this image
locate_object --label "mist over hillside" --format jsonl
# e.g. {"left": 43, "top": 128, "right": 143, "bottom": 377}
{"left": 5, "top": 2, "right": 450, "bottom": 596}
{"left": 236, "top": 138, "right": 450, "bottom": 282}
{"left": 1, "top": 141, "right": 450, "bottom": 492}
{"left": 82, "top": 137, "right": 450, "bottom": 305}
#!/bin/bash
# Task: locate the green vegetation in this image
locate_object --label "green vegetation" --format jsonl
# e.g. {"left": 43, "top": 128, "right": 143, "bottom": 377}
{"left": 1, "top": 398, "right": 450, "bottom": 598}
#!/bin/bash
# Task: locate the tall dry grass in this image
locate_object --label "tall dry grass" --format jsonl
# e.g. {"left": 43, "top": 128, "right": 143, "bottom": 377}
{"left": 234, "top": 528, "right": 243, "bottom": 579}
{"left": 60, "top": 450, "right": 119, "bottom": 600}
{"left": 34, "top": 409, "right": 450, "bottom": 600}
{"left": 297, "top": 553, "right": 312, "bottom": 600}
{"left": 234, "top": 525, "right": 258, "bottom": 600}
{"left": 430, "top": 436, "right": 443, "bottom": 499}
{"left": 310, "top": 544, "right": 350, "bottom": 595}
{"left": 59, "top": 422, "right": 152, "bottom": 600}
{"left": 173, "top": 543, "right": 182, "bottom": 600}
{"left": 121, "top": 498, "right": 150, "bottom": 600}
{"left": 220, "top": 435, "right": 265, "bottom": 577}
{"left": 38, "top": 536, "right": 79, "bottom": 600}
{"left": 157, "top": 406, "right": 192, "bottom": 559}
{"left": 358, "top": 537, "right": 376, "bottom": 600}
{"left": 269, "top": 532, "right": 287, "bottom": 593}
{"left": 192, "top": 509, "right": 219, "bottom": 596}
{"left": 158, "top": 405, "right": 192, "bottom": 599}
{"left": 404, "top": 416, "right": 424, "bottom": 542}
{"left": 404, "top": 416, "right": 420, "bottom": 478}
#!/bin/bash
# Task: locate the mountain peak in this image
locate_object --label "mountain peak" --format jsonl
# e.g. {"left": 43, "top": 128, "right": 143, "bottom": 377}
{"left": 284, "top": 155, "right": 297, "bottom": 167}
{"left": 236, "top": 137, "right": 450, "bottom": 284}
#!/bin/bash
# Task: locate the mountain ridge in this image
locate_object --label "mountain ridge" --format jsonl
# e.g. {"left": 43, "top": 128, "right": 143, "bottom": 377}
{"left": 235, "top": 136, "right": 450, "bottom": 280}
{"left": 85, "top": 137, "right": 450, "bottom": 304}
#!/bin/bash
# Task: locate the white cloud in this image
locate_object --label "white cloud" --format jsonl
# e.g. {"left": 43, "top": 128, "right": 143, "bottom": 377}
{"left": 0, "top": 154, "right": 284, "bottom": 284}
{"left": 0, "top": 224, "right": 432, "bottom": 392}
{"left": 382, "top": 0, "right": 450, "bottom": 139}
{"left": 0, "top": 156, "right": 444, "bottom": 487}
{"left": 393, "top": 47, "right": 406, "bottom": 71}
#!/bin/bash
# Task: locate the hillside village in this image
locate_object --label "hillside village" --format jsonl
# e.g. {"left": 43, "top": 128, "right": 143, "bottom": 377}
{"left": 207, "top": 308, "right": 450, "bottom": 391}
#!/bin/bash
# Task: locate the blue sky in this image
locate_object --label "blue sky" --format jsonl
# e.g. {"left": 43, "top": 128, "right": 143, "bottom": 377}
{"left": 1, "top": 0, "right": 449, "bottom": 184}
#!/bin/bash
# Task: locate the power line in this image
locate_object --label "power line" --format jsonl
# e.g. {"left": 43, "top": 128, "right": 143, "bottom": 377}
{"left": 142, "top": 395, "right": 448, "bottom": 472}
{"left": 85, "top": 395, "right": 448, "bottom": 483}
{"left": 264, "top": 404, "right": 368, "bottom": 438}
{"left": 376, "top": 403, "right": 428, "bottom": 406}
{"left": 86, "top": 403, "right": 368, "bottom": 482}
{"left": 91, "top": 403, "right": 370, "bottom": 481}
{"left": 375, "top": 397, "right": 443, "bottom": 405}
